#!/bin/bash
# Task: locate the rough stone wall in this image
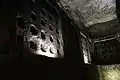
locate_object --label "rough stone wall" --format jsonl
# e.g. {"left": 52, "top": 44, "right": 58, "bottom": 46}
{"left": 58, "top": 0, "right": 116, "bottom": 27}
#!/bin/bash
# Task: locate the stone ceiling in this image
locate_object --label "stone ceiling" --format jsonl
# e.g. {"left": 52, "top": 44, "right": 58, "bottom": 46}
{"left": 57, "top": 0, "right": 116, "bottom": 27}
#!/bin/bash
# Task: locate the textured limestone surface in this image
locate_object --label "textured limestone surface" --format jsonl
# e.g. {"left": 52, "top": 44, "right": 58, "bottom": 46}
{"left": 58, "top": 0, "right": 116, "bottom": 27}
{"left": 98, "top": 65, "right": 120, "bottom": 80}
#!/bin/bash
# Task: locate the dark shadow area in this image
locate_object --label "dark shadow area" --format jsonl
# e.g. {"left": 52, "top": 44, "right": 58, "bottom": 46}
{"left": 61, "top": 12, "right": 84, "bottom": 80}
{"left": 83, "top": 65, "right": 100, "bottom": 80}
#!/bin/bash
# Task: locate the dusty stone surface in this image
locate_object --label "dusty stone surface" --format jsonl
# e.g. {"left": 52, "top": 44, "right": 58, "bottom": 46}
{"left": 58, "top": 0, "right": 116, "bottom": 27}
{"left": 98, "top": 65, "right": 120, "bottom": 80}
